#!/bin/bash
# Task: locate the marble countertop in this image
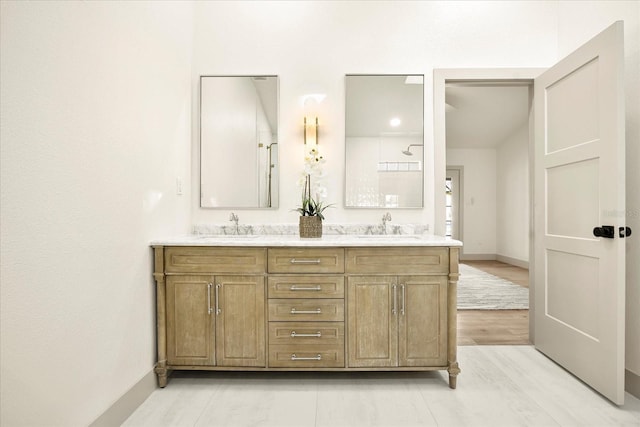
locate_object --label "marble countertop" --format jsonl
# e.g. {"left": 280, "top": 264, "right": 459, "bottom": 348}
{"left": 151, "top": 234, "right": 462, "bottom": 247}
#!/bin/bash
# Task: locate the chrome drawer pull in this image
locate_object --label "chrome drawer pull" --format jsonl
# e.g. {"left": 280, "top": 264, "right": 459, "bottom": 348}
{"left": 290, "top": 285, "right": 321, "bottom": 291}
{"left": 289, "top": 258, "right": 321, "bottom": 265}
{"left": 291, "top": 354, "right": 322, "bottom": 361}
{"left": 290, "top": 308, "right": 322, "bottom": 314}
{"left": 291, "top": 331, "right": 322, "bottom": 338}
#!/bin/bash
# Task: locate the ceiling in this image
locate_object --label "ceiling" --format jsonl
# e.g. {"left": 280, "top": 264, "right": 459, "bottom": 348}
{"left": 445, "top": 83, "right": 530, "bottom": 148}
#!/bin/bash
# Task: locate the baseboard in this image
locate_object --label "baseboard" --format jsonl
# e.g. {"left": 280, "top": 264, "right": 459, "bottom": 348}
{"left": 459, "top": 253, "right": 530, "bottom": 269}
{"left": 89, "top": 369, "right": 157, "bottom": 427}
{"left": 626, "top": 369, "right": 640, "bottom": 399}
{"left": 496, "top": 254, "right": 529, "bottom": 269}
{"left": 459, "top": 253, "right": 496, "bottom": 261}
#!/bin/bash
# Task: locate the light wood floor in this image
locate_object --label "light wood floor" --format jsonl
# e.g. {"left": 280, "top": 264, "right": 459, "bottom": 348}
{"left": 458, "top": 260, "right": 530, "bottom": 346}
{"left": 123, "top": 346, "right": 640, "bottom": 427}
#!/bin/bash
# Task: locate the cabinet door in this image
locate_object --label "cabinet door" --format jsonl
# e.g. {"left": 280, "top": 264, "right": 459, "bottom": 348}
{"left": 398, "top": 276, "right": 448, "bottom": 367}
{"left": 215, "top": 275, "right": 266, "bottom": 367}
{"left": 347, "top": 276, "right": 397, "bottom": 367}
{"left": 166, "top": 275, "right": 215, "bottom": 366}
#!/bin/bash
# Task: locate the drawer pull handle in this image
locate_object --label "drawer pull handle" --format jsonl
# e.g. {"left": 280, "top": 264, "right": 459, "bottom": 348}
{"left": 289, "top": 258, "right": 321, "bottom": 265}
{"left": 291, "top": 331, "right": 322, "bottom": 338}
{"left": 290, "top": 308, "right": 322, "bottom": 314}
{"left": 291, "top": 354, "right": 322, "bottom": 361}
{"left": 290, "top": 285, "right": 321, "bottom": 291}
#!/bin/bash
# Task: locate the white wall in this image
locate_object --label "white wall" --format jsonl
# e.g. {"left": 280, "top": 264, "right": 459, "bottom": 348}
{"left": 496, "top": 124, "right": 530, "bottom": 263}
{"left": 446, "top": 149, "right": 497, "bottom": 256}
{"left": 190, "top": 0, "right": 559, "bottom": 227}
{"left": 0, "top": 2, "right": 192, "bottom": 426}
{"left": 555, "top": 0, "right": 640, "bottom": 383}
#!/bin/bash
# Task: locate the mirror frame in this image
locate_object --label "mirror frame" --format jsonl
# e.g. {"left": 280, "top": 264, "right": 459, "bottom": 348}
{"left": 344, "top": 74, "right": 425, "bottom": 209}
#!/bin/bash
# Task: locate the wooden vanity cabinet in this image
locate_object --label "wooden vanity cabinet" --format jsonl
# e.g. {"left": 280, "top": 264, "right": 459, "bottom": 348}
{"left": 153, "top": 244, "right": 460, "bottom": 389}
{"left": 155, "top": 247, "right": 266, "bottom": 387}
{"left": 345, "top": 247, "right": 457, "bottom": 383}
{"left": 347, "top": 275, "right": 447, "bottom": 368}
{"left": 267, "top": 248, "right": 346, "bottom": 368}
{"left": 166, "top": 275, "right": 265, "bottom": 368}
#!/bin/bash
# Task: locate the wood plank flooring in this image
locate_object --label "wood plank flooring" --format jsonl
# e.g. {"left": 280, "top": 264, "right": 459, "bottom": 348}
{"left": 458, "top": 309, "right": 529, "bottom": 345}
{"left": 123, "top": 346, "right": 640, "bottom": 427}
{"left": 458, "top": 261, "right": 530, "bottom": 346}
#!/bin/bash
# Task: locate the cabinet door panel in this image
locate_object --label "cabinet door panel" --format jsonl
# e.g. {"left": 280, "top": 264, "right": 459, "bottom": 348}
{"left": 399, "top": 276, "right": 448, "bottom": 366}
{"left": 216, "top": 276, "right": 266, "bottom": 367}
{"left": 166, "top": 275, "right": 215, "bottom": 366}
{"left": 347, "top": 276, "right": 397, "bottom": 367}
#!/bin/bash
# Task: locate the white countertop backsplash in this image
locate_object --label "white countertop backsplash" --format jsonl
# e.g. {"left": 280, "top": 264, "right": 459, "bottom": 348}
{"left": 151, "top": 223, "right": 462, "bottom": 247}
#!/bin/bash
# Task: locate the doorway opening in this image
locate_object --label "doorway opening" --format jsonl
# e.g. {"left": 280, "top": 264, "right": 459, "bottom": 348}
{"left": 434, "top": 70, "right": 541, "bottom": 346}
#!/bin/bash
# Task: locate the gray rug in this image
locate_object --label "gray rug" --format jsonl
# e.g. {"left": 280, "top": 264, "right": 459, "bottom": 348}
{"left": 457, "top": 263, "right": 529, "bottom": 310}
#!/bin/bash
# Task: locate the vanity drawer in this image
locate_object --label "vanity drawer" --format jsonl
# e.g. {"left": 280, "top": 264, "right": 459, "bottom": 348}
{"left": 269, "top": 344, "right": 344, "bottom": 368}
{"left": 165, "top": 247, "right": 266, "bottom": 274}
{"left": 268, "top": 299, "right": 344, "bottom": 322}
{"left": 268, "top": 248, "right": 345, "bottom": 274}
{"left": 345, "top": 247, "right": 449, "bottom": 274}
{"left": 268, "top": 275, "right": 344, "bottom": 298}
{"left": 269, "top": 322, "right": 344, "bottom": 346}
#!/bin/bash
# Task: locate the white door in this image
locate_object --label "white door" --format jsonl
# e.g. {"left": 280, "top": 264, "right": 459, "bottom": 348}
{"left": 534, "top": 21, "right": 626, "bottom": 404}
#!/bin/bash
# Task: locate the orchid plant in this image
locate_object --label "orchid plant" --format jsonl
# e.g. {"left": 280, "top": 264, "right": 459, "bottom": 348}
{"left": 295, "top": 147, "right": 333, "bottom": 219}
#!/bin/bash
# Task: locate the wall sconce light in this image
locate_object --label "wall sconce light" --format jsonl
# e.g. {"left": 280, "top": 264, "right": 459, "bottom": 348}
{"left": 304, "top": 117, "right": 319, "bottom": 145}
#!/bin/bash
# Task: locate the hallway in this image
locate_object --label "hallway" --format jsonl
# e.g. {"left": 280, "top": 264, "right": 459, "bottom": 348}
{"left": 458, "top": 261, "right": 529, "bottom": 346}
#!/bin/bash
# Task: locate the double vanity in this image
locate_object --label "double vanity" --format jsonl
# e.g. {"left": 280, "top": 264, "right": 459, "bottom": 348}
{"left": 151, "top": 234, "right": 462, "bottom": 389}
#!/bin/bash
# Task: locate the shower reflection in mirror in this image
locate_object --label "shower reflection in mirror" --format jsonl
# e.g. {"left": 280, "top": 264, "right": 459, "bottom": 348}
{"left": 200, "top": 76, "right": 279, "bottom": 208}
{"left": 345, "top": 74, "right": 424, "bottom": 208}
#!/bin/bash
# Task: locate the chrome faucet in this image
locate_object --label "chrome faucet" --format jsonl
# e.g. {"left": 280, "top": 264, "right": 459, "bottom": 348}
{"left": 381, "top": 212, "right": 392, "bottom": 234}
{"left": 229, "top": 212, "right": 239, "bottom": 235}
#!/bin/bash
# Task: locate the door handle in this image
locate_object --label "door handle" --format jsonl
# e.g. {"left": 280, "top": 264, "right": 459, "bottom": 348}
{"left": 619, "top": 227, "right": 632, "bottom": 238}
{"left": 215, "top": 284, "right": 222, "bottom": 315}
{"left": 593, "top": 226, "right": 615, "bottom": 238}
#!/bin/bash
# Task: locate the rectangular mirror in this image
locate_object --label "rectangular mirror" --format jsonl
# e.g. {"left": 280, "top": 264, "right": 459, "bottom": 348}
{"left": 200, "top": 75, "right": 279, "bottom": 208}
{"left": 345, "top": 74, "right": 424, "bottom": 208}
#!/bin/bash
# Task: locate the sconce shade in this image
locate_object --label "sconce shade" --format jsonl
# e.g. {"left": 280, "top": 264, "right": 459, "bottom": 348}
{"left": 304, "top": 117, "right": 318, "bottom": 145}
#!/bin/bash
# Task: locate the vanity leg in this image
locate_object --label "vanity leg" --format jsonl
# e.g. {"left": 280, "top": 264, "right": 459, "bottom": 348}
{"left": 448, "top": 247, "right": 461, "bottom": 390}
{"left": 447, "top": 362, "right": 461, "bottom": 389}
{"left": 155, "top": 362, "right": 168, "bottom": 388}
{"left": 153, "top": 247, "right": 168, "bottom": 388}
